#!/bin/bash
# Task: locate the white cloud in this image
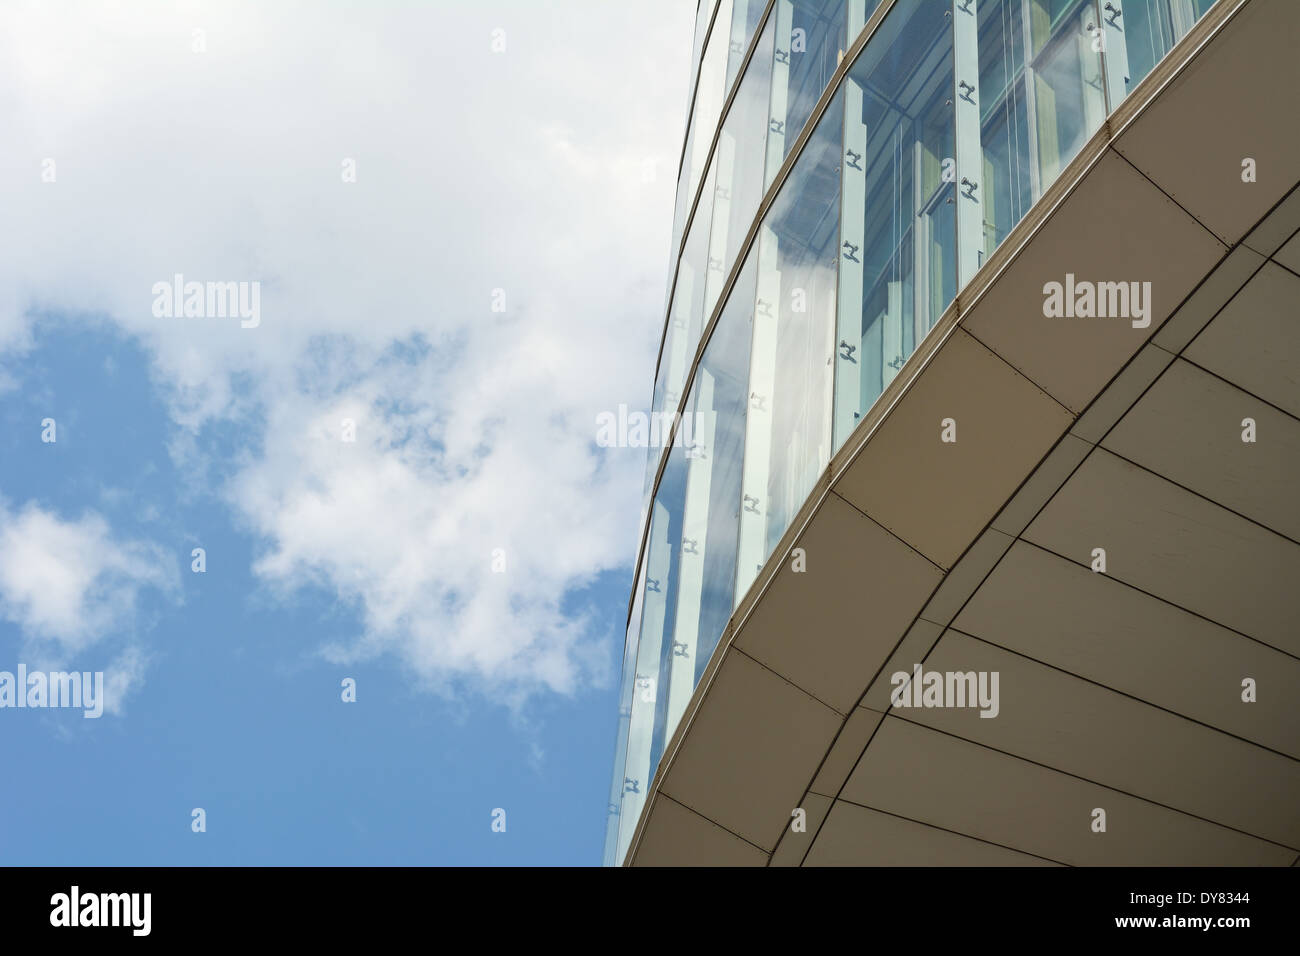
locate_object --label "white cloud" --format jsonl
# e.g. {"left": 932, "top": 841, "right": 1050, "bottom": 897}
{"left": 0, "top": 0, "right": 694, "bottom": 700}
{"left": 0, "top": 501, "right": 174, "bottom": 649}
{"left": 0, "top": 499, "right": 175, "bottom": 711}
{"left": 228, "top": 341, "right": 634, "bottom": 700}
{"left": 101, "top": 644, "right": 149, "bottom": 717}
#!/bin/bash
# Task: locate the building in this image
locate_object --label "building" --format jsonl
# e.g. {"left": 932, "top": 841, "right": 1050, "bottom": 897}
{"left": 605, "top": 0, "right": 1300, "bottom": 866}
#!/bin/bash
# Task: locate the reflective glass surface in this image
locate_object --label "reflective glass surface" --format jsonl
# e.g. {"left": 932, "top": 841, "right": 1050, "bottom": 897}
{"left": 848, "top": 0, "right": 887, "bottom": 45}
{"left": 616, "top": 443, "right": 687, "bottom": 861}
{"left": 1100, "top": 0, "right": 1217, "bottom": 105}
{"left": 706, "top": 16, "right": 777, "bottom": 316}
{"left": 963, "top": 0, "right": 1104, "bottom": 277}
{"left": 727, "top": 0, "right": 771, "bottom": 90}
{"left": 601, "top": 558, "right": 645, "bottom": 867}
{"left": 688, "top": 0, "right": 719, "bottom": 100}
{"left": 673, "top": 0, "right": 737, "bottom": 257}
{"left": 668, "top": 0, "right": 724, "bottom": 282}
{"left": 833, "top": 0, "right": 955, "bottom": 448}
{"left": 652, "top": 253, "right": 757, "bottom": 765}
{"left": 736, "top": 90, "right": 842, "bottom": 599}
{"left": 765, "top": 0, "right": 849, "bottom": 188}
{"left": 654, "top": 162, "right": 717, "bottom": 425}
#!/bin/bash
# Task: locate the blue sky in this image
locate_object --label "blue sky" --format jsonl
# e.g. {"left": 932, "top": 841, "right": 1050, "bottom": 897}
{"left": 0, "top": 0, "right": 692, "bottom": 865}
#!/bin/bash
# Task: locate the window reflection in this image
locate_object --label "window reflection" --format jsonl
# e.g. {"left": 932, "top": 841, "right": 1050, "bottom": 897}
{"left": 668, "top": 1, "right": 724, "bottom": 277}
{"left": 847, "top": 0, "right": 887, "bottom": 48}
{"left": 707, "top": 16, "right": 777, "bottom": 316}
{"left": 764, "top": 0, "right": 847, "bottom": 188}
{"left": 765, "top": 0, "right": 850, "bottom": 189}
{"left": 655, "top": 163, "right": 717, "bottom": 427}
{"left": 1025, "top": 1, "right": 1106, "bottom": 187}
{"left": 602, "top": 559, "right": 645, "bottom": 867}
{"left": 833, "top": 0, "right": 955, "bottom": 449}
{"left": 973, "top": 0, "right": 1103, "bottom": 265}
{"left": 726, "top": 0, "right": 770, "bottom": 91}
{"left": 1101, "top": 0, "right": 1217, "bottom": 105}
{"left": 687, "top": 0, "right": 718, "bottom": 104}
{"left": 617, "top": 447, "right": 687, "bottom": 861}
{"left": 673, "top": 0, "right": 736, "bottom": 257}
{"left": 654, "top": 254, "right": 757, "bottom": 758}
{"left": 736, "top": 91, "right": 842, "bottom": 602}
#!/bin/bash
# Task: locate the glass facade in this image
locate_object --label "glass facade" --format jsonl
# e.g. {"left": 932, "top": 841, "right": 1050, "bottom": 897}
{"left": 834, "top": 0, "right": 956, "bottom": 450}
{"left": 736, "top": 92, "right": 842, "bottom": 598}
{"left": 654, "top": 161, "right": 716, "bottom": 425}
{"left": 606, "top": 0, "right": 1218, "bottom": 865}
{"left": 653, "top": 256, "right": 757, "bottom": 767}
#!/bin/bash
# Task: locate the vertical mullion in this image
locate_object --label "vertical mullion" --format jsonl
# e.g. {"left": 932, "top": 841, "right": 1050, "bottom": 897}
{"left": 953, "top": 0, "right": 985, "bottom": 291}
{"left": 1098, "top": 0, "right": 1132, "bottom": 109}
{"left": 835, "top": 77, "right": 867, "bottom": 450}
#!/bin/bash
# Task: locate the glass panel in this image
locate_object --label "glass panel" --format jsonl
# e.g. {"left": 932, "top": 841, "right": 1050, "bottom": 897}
{"left": 654, "top": 162, "right": 717, "bottom": 429}
{"left": 668, "top": 1, "right": 725, "bottom": 280}
{"left": 834, "top": 0, "right": 956, "bottom": 450}
{"left": 688, "top": 0, "right": 718, "bottom": 103}
{"left": 1102, "top": 0, "right": 1216, "bottom": 105}
{"left": 973, "top": 0, "right": 1104, "bottom": 264}
{"left": 602, "top": 558, "right": 646, "bottom": 867}
{"left": 1025, "top": 0, "right": 1107, "bottom": 187}
{"left": 726, "top": 0, "right": 770, "bottom": 92}
{"left": 706, "top": 16, "right": 777, "bottom": 317}
{"left": 617, "top": 447, "right": 688, "bottom": 862}
{"left": 652, "top": 254, "right": 757, "bottom": 760}
{"left": 847, "top": 0, "right": 888, "bottom": 48}
{"left": 975, "top": 0, "right": 1034, "bottom": 260}
{"left": 667, "top": 154, "right": 693, "bottom": 298}
{"left": 673, "top": 0, "right": 736, "bottom": 257}
{"left": 765, "top": 0, "right": 850, "bottom": 189}
{"left": 635, "top": 416, "right": 656, "bottom": 570}
{"left": 736, "top": 91, "right": 843, "bottom": 604}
